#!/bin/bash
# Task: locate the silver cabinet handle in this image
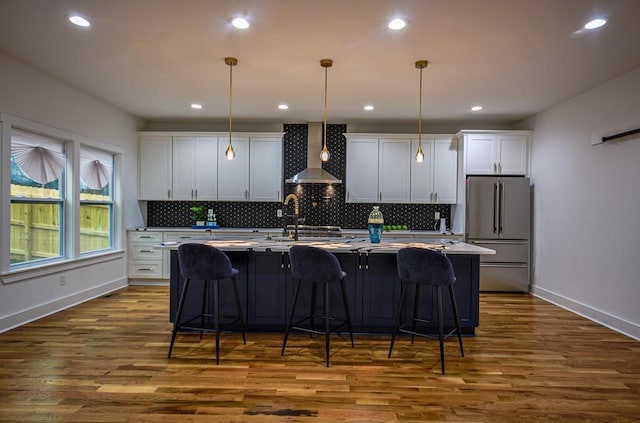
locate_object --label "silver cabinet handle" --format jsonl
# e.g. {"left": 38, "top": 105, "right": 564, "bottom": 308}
{"left": 167, "top": 189, "right": 171, "bottom": 199}
{"left": 139, "top": 249, "right": 154, "bottom": 253}
{"left": 379, "top": 192, "right": 382, "bottom": 202}
{"left": 434, "top": 192, "right": 438, "bottom": 202}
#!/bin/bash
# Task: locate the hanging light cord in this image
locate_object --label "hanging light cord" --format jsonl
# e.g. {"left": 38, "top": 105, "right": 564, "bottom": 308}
{"left": 224, "top": 57, "right": 238, "bottom": 159}
{"left": 320, "top": 59, "right": 332, "bottom": 162}
{"left": 415, "top": 60, "right": 428, "bottom": 162}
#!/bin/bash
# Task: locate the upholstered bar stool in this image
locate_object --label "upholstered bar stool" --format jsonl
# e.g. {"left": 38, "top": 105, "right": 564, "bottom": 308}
{"left": 282, "top": 245, "right": 354, "bottom": 367}
{"left": 168, "top": 243, "right": 246, "bottom": 364}
{"left": 388, "top": 247, "right": 464, "bottom": 374}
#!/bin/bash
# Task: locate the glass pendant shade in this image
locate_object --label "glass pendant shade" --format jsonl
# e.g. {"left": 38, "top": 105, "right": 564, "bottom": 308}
{"left": 320, "top": 146, "right": 330, "bottom": 162}
{"left": 225, "top": 143, "right": 236, "bottom": 160}
{"left": 415, "top": 144, "right": 425, "bottom": 163}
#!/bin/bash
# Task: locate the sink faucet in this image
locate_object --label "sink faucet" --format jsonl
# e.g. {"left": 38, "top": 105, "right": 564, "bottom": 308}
{"left": 284, "top": 194, "right": 299, "bottom": 216}
{"left": 283, "top": 194, "right": 300, "bottom": 240}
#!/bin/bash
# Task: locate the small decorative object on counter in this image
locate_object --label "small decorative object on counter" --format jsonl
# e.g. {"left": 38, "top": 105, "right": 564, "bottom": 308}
{"left": 206, "top": 209, "right": 216, "bottom": 226}
{"left": 367, "top": 206, "right": 384, "bottom": 243}
{"left": 190, "top": 206, "right": 207, "bottom": 226}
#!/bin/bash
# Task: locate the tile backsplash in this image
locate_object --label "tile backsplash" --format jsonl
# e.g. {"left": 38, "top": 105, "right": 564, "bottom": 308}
{"left": 147, "top": 123, "right": 451, "bottom": 230}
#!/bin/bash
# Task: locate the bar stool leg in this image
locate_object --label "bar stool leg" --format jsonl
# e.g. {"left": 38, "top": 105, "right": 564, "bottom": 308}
{"left": 436, "top": 286, "right": 445, "bottom": 375}
{"left": 231, "top": 276, "right": 246, "bottom": 344}
{"left": 213, "top": 280, "right": 220, "bottom": 364}
{"left": 411, "top": 284, "right": 421, "bottom": 344}
{"left": 309, "top": 282, "right": 317, "bottom": 338}
{"left": 340, "top": 279, "right": 355, "bottom": 347}
{"left": 388, "top": 281, "right": 408, "bottom": 358}
{"left": 282, "top": 279, "right": 302, "bottom": 356}
{"left": 324, "top": 281, "right": 330, "bottom": 367}
{"left": 448, "top": 285, "right": 464, "bottom": 357}
{"left": 169, "top": 278, "right": 191, "bottom": 358}
{"left": 200, "top": 280, "right": 208, "bottom": 339}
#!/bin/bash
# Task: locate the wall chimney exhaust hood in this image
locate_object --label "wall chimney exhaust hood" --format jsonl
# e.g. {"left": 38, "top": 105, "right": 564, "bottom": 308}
{"left": 285, "top": 122, "right": 342, "bottom": 184}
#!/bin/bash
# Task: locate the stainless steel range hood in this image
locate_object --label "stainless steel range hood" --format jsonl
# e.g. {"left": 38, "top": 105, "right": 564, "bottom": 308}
{"left": 285, "top": 122, "right": 342, "bottom": 184}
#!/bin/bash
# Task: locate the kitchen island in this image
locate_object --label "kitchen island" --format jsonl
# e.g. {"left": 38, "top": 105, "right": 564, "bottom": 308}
{"left": 158, "top": 237, "right": 494, "bottom": 335}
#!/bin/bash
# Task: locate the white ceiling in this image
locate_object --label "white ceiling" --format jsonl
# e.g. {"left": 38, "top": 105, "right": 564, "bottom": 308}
{"left": 1, "top": 0, "right": 639, "bottom": 127}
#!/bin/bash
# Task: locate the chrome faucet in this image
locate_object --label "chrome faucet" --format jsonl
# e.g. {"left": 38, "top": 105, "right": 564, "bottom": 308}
{"left": 283, "top": 194, "right": 300, "bottom": 240}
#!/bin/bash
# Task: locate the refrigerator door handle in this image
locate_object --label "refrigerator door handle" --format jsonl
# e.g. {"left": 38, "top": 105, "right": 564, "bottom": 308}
{"left": 498, "top": 181, "right": 505, "bottom": 234}
{"left": 493, "top": 182, "right": 498, "bottom": 234}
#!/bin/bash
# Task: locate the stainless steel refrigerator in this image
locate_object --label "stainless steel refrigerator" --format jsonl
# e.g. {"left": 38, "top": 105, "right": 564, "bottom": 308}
{"left": 465, "top": 176, "right": 530, "bottom": 292}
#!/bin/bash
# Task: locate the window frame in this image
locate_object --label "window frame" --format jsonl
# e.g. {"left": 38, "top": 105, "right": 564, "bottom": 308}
{"left": 1, "top": 113, "right": 124, "bottom": 278}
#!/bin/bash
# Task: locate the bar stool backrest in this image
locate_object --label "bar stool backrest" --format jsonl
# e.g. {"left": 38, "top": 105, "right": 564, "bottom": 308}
{"left": 396, "top": 247, "right": 455, "bottom": 287}
{"left": 177, "top": 243, "right": 236, "bottom": 280}
{"left": 289, "top": 245, "right": 344, "bottom": 283}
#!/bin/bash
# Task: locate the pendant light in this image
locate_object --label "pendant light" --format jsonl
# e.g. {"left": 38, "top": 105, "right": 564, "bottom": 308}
{"left": 415, "top": 60, "right": 429, "bottom": 163}
{"left": 320, "top": 59, "right": 332, "bottom": 162}
{"left": 225, "top": 57, "right": 238, "bottom": 160}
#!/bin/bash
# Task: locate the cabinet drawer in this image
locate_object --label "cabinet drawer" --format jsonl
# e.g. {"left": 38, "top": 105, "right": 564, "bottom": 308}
{"left": 129, "top": 242, "right": 163, "bottom": 260}
{"left": 128, "top": 231, "right": 163, "bottom": 242}
{"left": 128, "top": 261, "right": 163, "bottom": 278}
{"left": 470, "top": 241, "right": 528, "bottom": 263}
{"left": 163, "top": 232, "right": 205, "bottom": 242}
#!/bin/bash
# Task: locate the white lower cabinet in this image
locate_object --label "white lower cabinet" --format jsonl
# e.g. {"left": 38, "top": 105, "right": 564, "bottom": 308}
{"left": 127, "top": 231, "right": 164, "bottom": 280}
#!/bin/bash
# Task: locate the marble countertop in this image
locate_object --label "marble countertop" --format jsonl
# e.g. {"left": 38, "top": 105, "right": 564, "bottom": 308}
{"left": 155, "top": 236, "right": 494, "bottom": 255}
{"left": 131, "top": 227, "right": 463, "bottom": 238}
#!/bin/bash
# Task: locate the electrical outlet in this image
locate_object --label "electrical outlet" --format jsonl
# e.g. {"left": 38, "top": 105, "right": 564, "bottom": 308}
{"left": 277, "top": 209, "right": 283, "bottom": 217}
{"left": 59, "top": 274, "right": 66, "bottom": 286}
{"left": 434, "top": 212, "right": 440, "bottom": 220}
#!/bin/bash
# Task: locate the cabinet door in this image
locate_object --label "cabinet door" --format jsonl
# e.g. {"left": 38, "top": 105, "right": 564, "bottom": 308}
{"left": 217, "top": 137, "right": 250, "bottom": 201}
{"left": 496, "top": 135, "right": 528, "bottom": 175}
{"left": 249, "top": 252, "right": 288, "bottom": 327}
{"left": 249, "top": 137, "right": 282, "bottom": 202}
{"left": 465, "top": 134, "right": 496, "bottom": 175}
{"left": 379, "top": 139, "right": 411, "bottom": 203}
{"left": 346, "top": 138, "right": 379, "bottom": 202}
{"left": 432, "top": 138, "right": 457, "bottom": 203}
{"left": 139, "top": 135, "right": 172, "bottom": 200}
{"left": 410, "top": 138, "right": 434, "bottom": 203}
{"left": 193, "top": 137, "right": 218, "bottom": 200}
{"left": 361, "top": 252, "right": 401, "bottom": 330}
{"left": 171, "top": 136, "right": 196, "bottom": 200}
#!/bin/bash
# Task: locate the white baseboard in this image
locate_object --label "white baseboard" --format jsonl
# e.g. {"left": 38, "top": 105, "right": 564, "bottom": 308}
{"left": 531, "top": 285, "right": 639, "bottom": 341}
{"left": 0, "top": 278, "right": 128, "bottom": 333}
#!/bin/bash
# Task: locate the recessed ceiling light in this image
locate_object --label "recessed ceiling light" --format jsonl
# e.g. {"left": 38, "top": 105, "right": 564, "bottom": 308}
{"left": 278, "top": 104, "right": 289, "bottom": 110}
{"left": 68, "top": 15, "right": 90, "bottom": 27}
{"left": 584, "top": 18, "right": 607, "bottom": 30}
{"left": 231, "top": 17, "right": 250, "bottom": 29}
{"left": 471, "top": 105, "right": 483, "bottom": 111}
{"left": 388, "top": 18, "right": 406, "bottom": 30}
{"left": 363, "top": 105, "right": 375, "bottom": 111}
{"left": 190, "top": 103, "right": 203, "bottom": 109}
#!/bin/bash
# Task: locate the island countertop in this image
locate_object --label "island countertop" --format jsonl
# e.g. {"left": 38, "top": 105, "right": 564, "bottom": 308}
{"left": 155, "top": 236, "right": 495, "bottom": 255}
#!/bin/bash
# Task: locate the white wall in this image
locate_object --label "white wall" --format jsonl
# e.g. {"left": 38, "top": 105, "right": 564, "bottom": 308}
{"left": 0, "top": 53, "right": 143, "bottom": 332}
{"left": 524, "top": 66, "right": 640, "bottom": 339}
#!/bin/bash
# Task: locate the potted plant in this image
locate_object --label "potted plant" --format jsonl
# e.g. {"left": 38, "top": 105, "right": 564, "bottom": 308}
{"left": 189, "top": 206, "right": 207, "bottom": 226}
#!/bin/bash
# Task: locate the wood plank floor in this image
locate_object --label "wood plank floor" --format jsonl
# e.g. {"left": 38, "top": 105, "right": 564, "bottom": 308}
{"left": 0, "top": 287, "right": 638, "bottom": 422}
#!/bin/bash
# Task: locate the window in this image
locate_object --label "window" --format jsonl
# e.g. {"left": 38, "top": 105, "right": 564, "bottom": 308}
{"left": 79, "top": 146, "right": 114, "bottom": 254}
{"left": 10, "top": 129, "right": 66, "bottom": 266}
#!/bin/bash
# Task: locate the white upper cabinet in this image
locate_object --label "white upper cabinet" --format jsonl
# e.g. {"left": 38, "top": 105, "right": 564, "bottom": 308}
{"left": 138, "top": 132, "right": 283, "bottom": 201}
{"left": 172, "top": 136, "right": 218, "bottom": 201}
{"left": 249, "top": 137, "right": 283, "bottom": 202}
{"left": 217, "top": 137, "right": 250, "bottom": 201}
{"left": 345, "top": 135, "right": 422, "bottom": 204}
{"left": 411, "top": 137, "right": 457, "bottom": 204}
{"left": 345, "top": 138, "right": 379, "bottom": 202}
{"left": 379, "top": 138, "right": 411, "bottom": 203}
{"left": 217, "top": 135, "right": 283, "bottom": 202}
{"left": 139, "top": 135, "right": 172, "bottom": 200}
{"left": 460, "top": 131, "right": 531, "bottom": 175}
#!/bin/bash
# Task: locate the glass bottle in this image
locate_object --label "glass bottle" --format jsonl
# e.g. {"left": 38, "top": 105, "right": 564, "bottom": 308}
{"left": 367, "top": 206, "right": 384, "bottom": 243}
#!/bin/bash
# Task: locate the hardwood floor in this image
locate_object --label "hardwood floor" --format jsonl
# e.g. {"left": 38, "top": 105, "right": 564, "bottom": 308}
{"left": 0, "top": 287, "right": 638, "bottom": 422}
